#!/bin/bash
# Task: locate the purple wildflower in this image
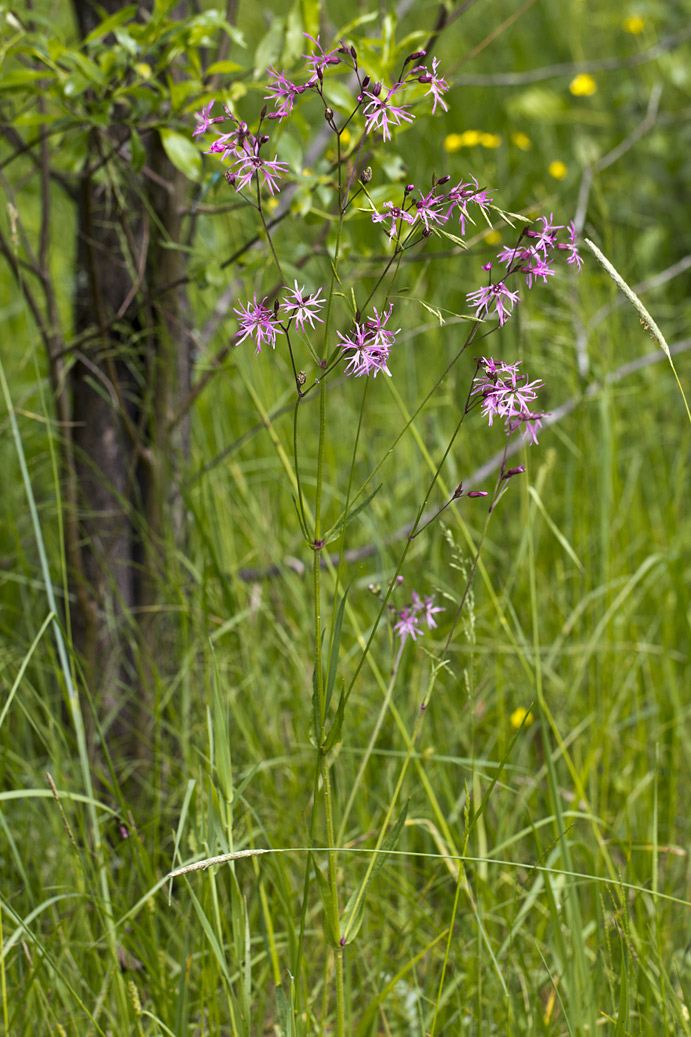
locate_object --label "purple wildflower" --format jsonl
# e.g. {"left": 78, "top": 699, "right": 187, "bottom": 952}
{"left": 394, "top": 608, "right": 421, "bottom": 644}
{"left": 418, "top": 58, "right": 449, "bottom": 114}
{"left": 193, "top": 100, "right": 217, "bottom": 138}
{"left": 446, "top": 176, "right": 494, "bottom": 233}
{"left": 337, "top": 304, "right": 400, "bottom": 378}
{"left": 522, "top": 255, "right": 556, "bottom": 289}
{"left": 525, "top": 213, "right": 563, "bottom": 253}
{"left": 265, "top": 67, "right": 305, "bottom": 120}
{"left": 231, "top": 143, "right": 290, "bottom": 195}
{"left": 371, "top": 200, "right": 416, "bottom": 240}
{"left": 467, "top": 280, "right": 521, "bottom": 326}
{"left": 233, "top": 295, "right": 283, "bottom": 354}
{"left": 281, "top": 281, "right": 325, "bottom": 333}
{"left": 303, "top": 33, "right": 341, "bottom": 80}
{"left": 556, "top": 220, "right": 584, "bottom": 272}
{"left": 471, "top": 358, "right": 546, "bottom": 443}
{"left": 362, "top": 83, "right": 415, "bottom": 142}
{"left": 395, "top": 591, "right": 444, "bottom": 644}
{"left": 206, "top": 121, "right": 253, "bottom": 163}
{"left": 411, "top": 591, "right": 445, "bottom": 630}
{"left": 413, "top": 188, "right": 447, "bottom": 233}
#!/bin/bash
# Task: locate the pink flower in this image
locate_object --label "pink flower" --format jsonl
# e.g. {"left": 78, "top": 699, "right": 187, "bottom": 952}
{"left": 193, "top": 100, "right": 217, "bottom": 138}
{"left": 362, "top": 83, "right": 415, "bottom": 142}
{"left": 418, "top": 58, "right": 449, "bottom": 114}
{"left": 265, "top": 67, "right": 305, "bottom": 120}
{"left": 303, "top": 33, "right": 341, "bottom": 80}
{"left": 372, "top": 201, "right": 415, "bottom": 240}
{"left": 233, "top": 295, "right": 283, "bottom": 354}
{"left": 337, "top": 304, "right": 400, "bottom": 378}
{"left": 281, "top": 281, "right": 325, "bottom": 333}
{"left": 467, "top": 281, "right": 520, "bottom": 326}
{"left": 446, "top": 176, "right": 494, "bottom": 233}
{"left": 413, "top": 188, "right": 447, "bottom": 232}
{"left": 557, "top": 221, "right": 583, "bottom": 272}
{"left": 394, "top": 591, "right": 444, "bottom": 643}
{"left": 231, "top": 144, "right": 289, "bottom": 195}
{"left": 472, "top": 358, "right": 547, "bottom": 444}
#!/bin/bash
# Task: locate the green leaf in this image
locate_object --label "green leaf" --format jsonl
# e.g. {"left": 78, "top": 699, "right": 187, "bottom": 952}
{"left": 206, "top": 60, "right": 243, "bottom": 76}
{"left": 160, "top": 128, "right": 202, "bottom": 181}
{"left": 130, "top": 129, "right": 146, "bottom": 173}
{"left": 84, "top": 6, "right": 137, "bottom": 45}
{"left": 325, "top": 484, "right": 381, "bottom": 544}
{"left": 340, "top": 802, "right": 409, "bottom": 946}
{"left": 313, "top": 859, "right": 338, "bottom": 944}
{"left": 322, "top": 684, "right": 346, "bottom": 753}
{"left": 324, "top": 586, "right": 349, "bottom": 716}
{"left": 300, "top": 0, "right": 320, "bottom": 41}
{"left": 254, "top": 17, "right": 285, "bottom": 79}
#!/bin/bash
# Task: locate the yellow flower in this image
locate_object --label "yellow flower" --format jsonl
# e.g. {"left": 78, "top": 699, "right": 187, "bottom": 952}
{"left": 511, "top": 131, "right": 532, "bottom": 151}
{"left": 461, "top": 129, "right": 481, "bottom": 147}
{"left": 444, "top": 133, "right": 464, "bottom": 153}
{"left": 622, "top": 15, "right": 645, "bottom": 34}
{"left": 569, "top": 74, "right": 597, "bottom": 97}
{"left": 484, "top": 229, "right": 502, "bottom": 246}
{"left": 510, "top": 707, "right": 534, "bottom": 730}
{"left": 340, "top": 127, "right": 352, "bottom": 147}
{"left": 548, "top": 160, "right": 567, "bottom": 180}
{"left": 480, "top": 132, "right": 502, "bottom": 149}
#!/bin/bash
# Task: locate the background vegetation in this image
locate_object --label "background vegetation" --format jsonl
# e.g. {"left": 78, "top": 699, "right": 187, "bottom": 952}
{"left": 1, "top": 0, "right": 690, "bottom": 1034}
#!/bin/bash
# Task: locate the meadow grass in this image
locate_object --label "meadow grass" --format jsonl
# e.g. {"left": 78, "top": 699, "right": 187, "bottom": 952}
{"left": 1, "top": 1, "right": 690, "bottom": 1034}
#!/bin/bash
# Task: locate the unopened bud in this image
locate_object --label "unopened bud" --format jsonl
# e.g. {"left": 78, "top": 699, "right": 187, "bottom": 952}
{"left": 350, "top": 45, "right": 357, "bottom": 60}
{"left": 371, "top": 81, "right": 382, "bottom": 97}
{"left": 405, "top": 183, "right": 415, "bottom": 194}
{"left": 503, "top": 465, "right": 526, "bottom": 480}
{"left": 360, "top": 166, "right": 372, "bottom": 184}
{"left": 362, "top": 75, "right": 370, "bottom": 90}
{"left": 325, "top": 107, "right": 334, "bottom": 122}
{"left": 297, "top": 371, "right": 306, "bottom": 386}
{"left": 260, "top": 134, "right": 270, "bottom": 145}
{"left": 437, "top": 175, "right": 451, "bottom": 185}
{"left": 224, "top": 170, "right": 236, "bottom": 186}
{"left": 453, "top": 482, "right": 464, "bottom": 499}
{"left": 260, "top": 105, "right": 267, "bottom": 120}
{"left": 467, "top": 490, "right": 489, "bottom": 498}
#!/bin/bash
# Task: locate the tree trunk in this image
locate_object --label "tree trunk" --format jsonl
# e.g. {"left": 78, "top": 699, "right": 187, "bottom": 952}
{"left": 69, "top": 0, "right": 192, "bottom": 770}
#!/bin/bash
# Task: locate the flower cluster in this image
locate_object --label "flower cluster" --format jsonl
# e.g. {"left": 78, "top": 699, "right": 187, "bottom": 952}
{"left": 393, "top": 590, "right": 445, "bottom": 645}
{"left": 369, "top": 174, "right": 494, "bottom": 245}
{"left": 471, "top": 357, "right": 547, "bottom": 445}
{"left": 192, "top": 37, "right": 450, "bottom": 199}
{"left": 337, "top": 304, "right": 400, "bottom": 377}
{"left": 234, "top": 281, "right": 325, "bottom": 354}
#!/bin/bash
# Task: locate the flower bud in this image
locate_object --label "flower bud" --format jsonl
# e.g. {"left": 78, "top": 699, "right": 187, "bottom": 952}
{"left": 297, "top": 371, "right": 306, "bottom": 386}
{"left": 325, "top": 107, "right": 334, "bottom": 122}
{"left": 467, "top": 490, "right": 489, "bottom": 498}
{"left": 503, "top": 465, "right": 526, "bottom": 480}
{"left": 371, "top": 81, "right": 382, "bottom": 97}
{"left": 360, "top": 166, "right": 373, "bottom": 184}
{"left": 260, "top": 134, "right": 270, "bottom": 145}
{"left": 453, "top": 482, "right": 464, "bottom": 498}
{"left": 361, "top": 74, "right": 370, "bottom": 90}
{"left": 437, "top": 175, "right": 451, "bottom": 185}
{"left": 224, "top": 170, "right": 236, "bottom": 186}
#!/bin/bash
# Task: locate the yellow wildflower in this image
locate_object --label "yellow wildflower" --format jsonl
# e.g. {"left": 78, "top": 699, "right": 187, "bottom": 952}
{"left": 569, "top": 74, "right": 597, "bottom": 97}
{"left": 484, "top": 229, "right": 502, "bottom": 246}
{"left": 444, "top": 133, "right": 464, "bottom": 153}
{"left": 480, "top": 132, "right": 502, "bottom": 149}
{"left": 511, "top": 131, "right": 532, "bottom": 151}
{"left": 340, "top": 127, "right": 352, "bottom": 148}
{"left": 622, "top": 15, "right": 645, "bottom": 33}
{"left": 548, "top": 160, "right": 567, "bottom": 180}
{"left": 510, "top": 707, "right": 534, "bottom": 730}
